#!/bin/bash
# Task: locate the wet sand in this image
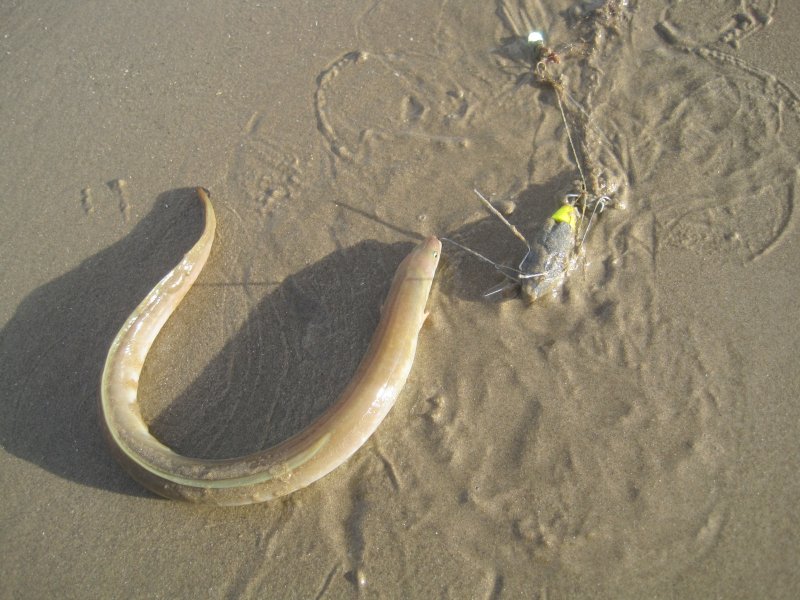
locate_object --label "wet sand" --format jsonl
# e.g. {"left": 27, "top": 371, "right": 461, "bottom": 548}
{"left": 1, "top": 1, "right": 799, "bottom": 598}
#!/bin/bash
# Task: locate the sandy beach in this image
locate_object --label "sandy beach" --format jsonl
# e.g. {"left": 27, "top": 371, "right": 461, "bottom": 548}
{"left": 2, "top": 1, "right": 799, "bottom": 598}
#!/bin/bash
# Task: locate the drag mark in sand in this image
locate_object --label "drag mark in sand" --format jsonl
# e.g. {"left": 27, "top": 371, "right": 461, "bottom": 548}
{"left": 106, "top": 178, "right": 131, "bottom": 222}
{"left": 80, "top": 187, "right": 94, "bottom": 215}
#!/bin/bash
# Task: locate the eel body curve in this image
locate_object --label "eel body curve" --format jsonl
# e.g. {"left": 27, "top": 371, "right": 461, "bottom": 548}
{"left": 100, "top": 188, "right": 441, "bottom": 505}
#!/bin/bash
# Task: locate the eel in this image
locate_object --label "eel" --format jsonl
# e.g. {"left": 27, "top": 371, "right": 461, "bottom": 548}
{"left": 100, "top": 187, "right": 441, "bottom": 506}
